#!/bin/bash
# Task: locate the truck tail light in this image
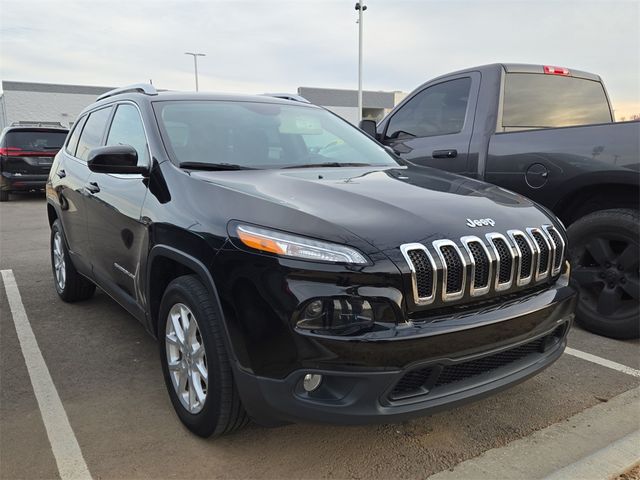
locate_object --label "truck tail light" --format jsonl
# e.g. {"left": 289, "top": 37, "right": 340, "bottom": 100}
{"left": 543, "top": 65, "right": 570, "bottom": 76}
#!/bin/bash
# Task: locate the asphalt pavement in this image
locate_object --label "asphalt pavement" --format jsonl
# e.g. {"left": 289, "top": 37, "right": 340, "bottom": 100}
{"left": 1, "top": 194, "right": 639, "bottom": 479}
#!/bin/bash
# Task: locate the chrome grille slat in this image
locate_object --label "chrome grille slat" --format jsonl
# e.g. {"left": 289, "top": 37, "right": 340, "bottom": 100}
{"left": 433, "top": 239, "right": 467, "bottom": 301}
{"left": 400, "top": 243, "right": 436, "bottom": 305}
{"left": 461, "top": 236, "right": 493, "bottom": 297}
{"left": 401, "top": 224, "right": 560, "bottom": 305}
{"left": 543, "top": 225, "right": 565, "bottom": 276}
{"left": 527, "top": 227, "right": 552, "bottom": 281}
{"left": 486, "top": 233, "right": 515, "bottom": 291}
{"left": 507, "top": 230, "right": 535, "bottom": 286}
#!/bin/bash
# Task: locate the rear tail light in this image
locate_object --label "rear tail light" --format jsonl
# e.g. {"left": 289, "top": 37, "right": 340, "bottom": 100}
{"left": 0, "top": 147, "right": 24, "bottom": 156}
{"left": 0, "top": 147, "right": 57, "bottom": 157}
{"left": 543, "top": 65, "right": 570, "bottom": 76}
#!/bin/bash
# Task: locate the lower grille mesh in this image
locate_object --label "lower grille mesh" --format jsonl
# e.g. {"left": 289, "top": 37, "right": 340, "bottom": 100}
{"left": 389, "top": 326, "right": 565, "bottom": 401}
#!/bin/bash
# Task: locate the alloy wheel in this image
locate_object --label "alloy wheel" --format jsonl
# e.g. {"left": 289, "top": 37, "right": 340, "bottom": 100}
{"left": 52, "top": 231, "right": 66, "bottom": 291}
{"left": 165, "top": 303, "right": 208, "bottom": 414}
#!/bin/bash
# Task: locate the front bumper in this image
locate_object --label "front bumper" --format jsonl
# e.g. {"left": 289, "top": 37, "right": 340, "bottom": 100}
{"left": 233, "top": 282, "right": 576, "bottom": 426}
{"left": 1, "top": 172, "right": 48, "bottom": 192}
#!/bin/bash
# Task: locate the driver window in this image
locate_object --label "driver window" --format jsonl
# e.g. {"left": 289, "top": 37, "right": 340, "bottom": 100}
{"left": 106, "top": 104, "right": 150, "bottom": 166}
{"left": 385, "top": 77, "right": 471, "bottom": 140}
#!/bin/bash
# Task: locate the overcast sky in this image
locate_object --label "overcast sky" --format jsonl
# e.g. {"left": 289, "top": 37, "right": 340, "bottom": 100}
{"left": 1, "top": 0, "right": 639, "bottom": 118}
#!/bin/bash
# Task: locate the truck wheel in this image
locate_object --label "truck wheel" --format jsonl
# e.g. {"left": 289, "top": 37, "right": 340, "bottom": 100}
{"left": 51, "top": 219, "right": 96, "bottom": 302}
{"left": 568, "top": 209, "right": 639, "bottom": 339}
{"left": 0, "top": 190, "right": 9, "bottom": 202}
{"left": 158, "top": 275, "right": 249, "bottom": 437}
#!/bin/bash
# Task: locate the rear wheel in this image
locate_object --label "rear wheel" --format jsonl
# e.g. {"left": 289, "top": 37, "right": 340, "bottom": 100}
{"left": 568, "top": 209, "right": 639, "bottom": 339}
{"left": 158, "top": 275, "right": 249, "bottom": 437}
{"left": 50, "top": 219, "right": 95, "bottom": 302}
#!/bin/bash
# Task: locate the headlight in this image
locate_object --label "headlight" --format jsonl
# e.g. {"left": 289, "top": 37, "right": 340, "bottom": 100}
{"left": 236, "top": 224, "right": 368, "bottom": 264}
{"left": 297, "top": 297, "right": 374, "bottom": 335}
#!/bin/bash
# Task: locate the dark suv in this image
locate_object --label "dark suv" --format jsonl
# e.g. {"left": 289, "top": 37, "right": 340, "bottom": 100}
{"left": 46, "top": 84, "right": 576, "bottom": 437}
{"left": 0, "top": 122, "right": 68, "bottom": 201}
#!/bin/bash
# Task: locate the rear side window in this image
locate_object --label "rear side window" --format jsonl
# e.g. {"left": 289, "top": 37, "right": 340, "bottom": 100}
{"left": 106, "top": 104, "right": 150, "bottom": 166}
{"left": 4, "top": 130, "right": 68, "bottom": 151}
{"left": 503, "top": 74, "right": 612, "bottom": 129}
{"left": 385, "top": 77, "right": 471, "bottom": 140}
{"left": 76, "top": 107, "right": 113, "bottom": 161}
{"left": 65, "top": 116, "right": 87, "bottom": 156}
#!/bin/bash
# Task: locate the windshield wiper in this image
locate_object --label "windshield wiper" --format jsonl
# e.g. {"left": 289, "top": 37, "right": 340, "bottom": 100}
{"left": 283, "top": 162, "right": 373, "bottom": 169}
{"left": 179, "top": 162, "right": 255, "bottom": 171}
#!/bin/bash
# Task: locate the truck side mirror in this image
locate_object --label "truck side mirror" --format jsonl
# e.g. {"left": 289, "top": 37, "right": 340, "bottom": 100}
{"left": 359, "top": 119, "right": 378, "bottom": 139}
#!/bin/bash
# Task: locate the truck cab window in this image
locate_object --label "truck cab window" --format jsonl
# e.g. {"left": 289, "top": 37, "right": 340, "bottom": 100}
{"left": 385, "top": 77, "right": 471, "bottom": 140}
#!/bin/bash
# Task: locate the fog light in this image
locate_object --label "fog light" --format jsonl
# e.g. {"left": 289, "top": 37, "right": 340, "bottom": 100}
{"left": 303, "top": 373, "right": 322, "bottom": 392}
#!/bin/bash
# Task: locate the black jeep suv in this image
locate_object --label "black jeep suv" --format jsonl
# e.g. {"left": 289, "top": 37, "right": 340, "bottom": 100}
{"left": 0, "top": 122, "right": 68, "bottom": 201}
{"left": 46, "top": 84, "right": 576, "bottom": 437}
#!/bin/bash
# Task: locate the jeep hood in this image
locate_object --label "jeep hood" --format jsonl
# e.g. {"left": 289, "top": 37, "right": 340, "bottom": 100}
{"left": 190, "top": 166, "right": 556, "bottom": 252}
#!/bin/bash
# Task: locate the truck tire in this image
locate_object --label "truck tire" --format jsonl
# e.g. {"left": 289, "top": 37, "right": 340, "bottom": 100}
{"left": 158, "top": 274, "right": 249, "bottom": 437}
{"left": 568, "top": 209, "right": 639, "bottom": 339}
{"left": 50, "top": 219, "right": 96, "bottom": 302}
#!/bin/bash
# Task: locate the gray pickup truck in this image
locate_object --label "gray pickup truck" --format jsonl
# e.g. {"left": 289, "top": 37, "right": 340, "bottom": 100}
{"left": 361, "top": 63, "right": 639, "bottom": 339}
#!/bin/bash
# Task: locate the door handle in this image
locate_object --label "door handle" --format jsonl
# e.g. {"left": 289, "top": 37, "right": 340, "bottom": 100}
{"left": 57, "top": 169, "right": 66, "bottom": 178}
{"left": 432, "top": 149, "right": 457, "bottom": 159}
{"left": 85, "top": 182, "right": 100, "bottom": 194}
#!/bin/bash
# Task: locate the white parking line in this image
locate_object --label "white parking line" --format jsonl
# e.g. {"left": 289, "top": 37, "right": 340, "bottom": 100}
{"left": 565, "top": 347, "right": 640, "bottom": 378}
{"left": 1, "top": 269, "right": 92, "bottom": 480}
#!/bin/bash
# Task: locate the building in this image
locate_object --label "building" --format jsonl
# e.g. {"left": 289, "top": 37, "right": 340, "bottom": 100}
{"left": 0, "top": 81, "right": 406, "bottom": 131}
{"left": 298, "top": 87, "right": 407, "bottom": 124}
{"left": 0, "top": 81, "right": 113, "bottom": 131}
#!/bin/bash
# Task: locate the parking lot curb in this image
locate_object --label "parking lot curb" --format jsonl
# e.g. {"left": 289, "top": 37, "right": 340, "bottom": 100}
{"left": 427, "top": 387, "right": 640, "bottom": 480}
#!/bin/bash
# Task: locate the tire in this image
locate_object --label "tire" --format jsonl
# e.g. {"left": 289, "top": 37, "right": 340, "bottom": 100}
{"left": 0, "top": 190, "right": 9, "bottom": 202}
{"left": 50, "top": 219, "right": 96, "bottom": 302}
{"left": 158, "top": 274, "right": 249, "bottom": 437}
{"left": 568, "top": 208, "right": 639, "bottom": 339}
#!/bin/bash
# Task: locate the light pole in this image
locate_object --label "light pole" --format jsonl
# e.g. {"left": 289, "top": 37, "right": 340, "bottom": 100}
{"left": 184, "top": 52, "right": 206, "bottom": 91}
{"left": 355, "top": 2, "right": 367, "bottom": 123}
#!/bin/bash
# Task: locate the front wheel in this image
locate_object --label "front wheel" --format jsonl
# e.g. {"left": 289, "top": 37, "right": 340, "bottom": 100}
{"left": 158, "top": 275, "right": 248, "bottom": 437}
{"left": 568, "top": 208, "right": 639, "bottom": 339}
{"left": 50, "top": 219, "right": 96, "bottom": 302}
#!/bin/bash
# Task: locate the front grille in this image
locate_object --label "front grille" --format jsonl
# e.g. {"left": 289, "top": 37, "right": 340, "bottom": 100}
{"left": 388, "top": 326, "right": 566, "bottom": 401}
{"left": 401, "top": 224, "right": 562, "bottom": 305}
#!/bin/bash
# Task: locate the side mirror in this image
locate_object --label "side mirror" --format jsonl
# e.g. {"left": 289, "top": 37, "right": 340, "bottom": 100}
{"left": 359, "top": 119, "right": 378, "bottom": 138}
{"left": 87, "top": 145, "right": 148, "bottom": 175}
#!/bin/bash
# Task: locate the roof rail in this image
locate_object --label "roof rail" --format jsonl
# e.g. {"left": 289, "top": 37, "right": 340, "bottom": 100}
{"left": 96, "top": 84, "right": 158, "bottom": 101}
{"left": 261, "top": 93, "right": 311, "bottom": 104}
{"left": 10, "top": 121, "right": 67, "bottom": 128}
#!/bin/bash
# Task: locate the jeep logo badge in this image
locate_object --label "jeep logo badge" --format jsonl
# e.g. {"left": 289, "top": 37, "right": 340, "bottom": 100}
{"left": 466, "top": 218, "right": 496, "bottom": 228}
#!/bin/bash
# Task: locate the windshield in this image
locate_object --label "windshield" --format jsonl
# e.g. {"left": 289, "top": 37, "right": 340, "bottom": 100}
{"left": 153, "top": 101, "right": 398, "bottom": 169}
{"left": 5, "top": 130, "right": 68, "bottom": 151}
